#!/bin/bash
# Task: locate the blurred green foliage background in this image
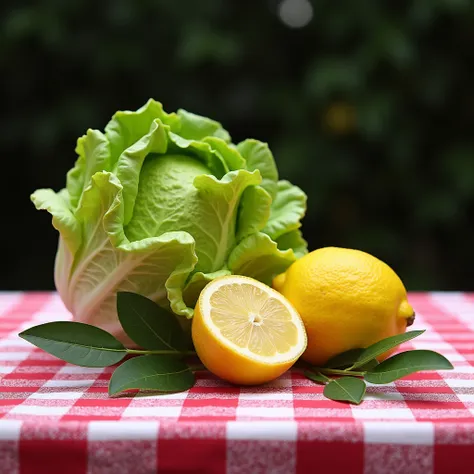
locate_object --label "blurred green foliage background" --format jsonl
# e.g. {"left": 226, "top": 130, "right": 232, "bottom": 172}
{"left": 2, "top": 0, "right": 474, "bottom": 290}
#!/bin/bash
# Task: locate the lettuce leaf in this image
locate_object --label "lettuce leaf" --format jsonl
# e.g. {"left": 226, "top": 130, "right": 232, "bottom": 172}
{"left": 229, "top": 232, "right": 296, "bottom": 285}
{"left": 263, "top": 180, "right": 307, "bottom": 240}
{"left": 238, "top": 139, "right": 279, "bottom": 199}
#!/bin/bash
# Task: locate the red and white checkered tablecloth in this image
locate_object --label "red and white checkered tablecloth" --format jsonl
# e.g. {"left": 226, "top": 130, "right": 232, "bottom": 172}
{"left": 1, "top": 292, "right": 474, "bottom": 473}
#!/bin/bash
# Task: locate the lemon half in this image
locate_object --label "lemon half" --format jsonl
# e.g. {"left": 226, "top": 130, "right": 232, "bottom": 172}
{"left": 192, "top": 275, "right": 307, "bottom": 385}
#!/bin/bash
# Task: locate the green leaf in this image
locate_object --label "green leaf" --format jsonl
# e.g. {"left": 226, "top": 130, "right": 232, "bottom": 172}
{"left": 108, "top": 355, "right": 195, "bottom": 395}
{"left": 358, "top": 359, "right": 380, "bottom": 371}
{"left": 324, "top": 348, "right": 379, "bottom": 371}
{"left": 105, "top": 99, "right": 179, "bottom": 167}
{"left": 237, "top": 139, "right": 279, "bottom": 199}
{"left": 236, "top": 186, "right": 272, "bottom": 241}
{"left": 263, "top": 180, "right": 307, "bottom": 240}
{"left": 364, "top": 350, "right": 454, "bottom": 384}
{"left": 304, "top": 370, "right": 328, "bottom": 385}
{"left": 323, "top": 377, "right": 366, "bottom": 404}
{"left": 228, "top": 232, "right": 296, "bottom": 286}
{"left": 275, "top": 229, "right": 308, "bottom": 259}
{"left": 114, "top": 118, "right": 169, "bottom": 225}
{"left": 204, "top": 136, "right": 246, "bottom": 171}
{"left": 177, "top": 109, "right": 231, "bottom": 143}
{"left": 19, "top": 322, "right": 126, "bottom": 367}
{"left": 116, "top": 292, "right": 188, "bottom": 351}
{"left": 324, "top": 348, "right": 365, "bottom": 369}
{"left": 167, "top": 131, "right": 228, "bottom": 178}
{"left": 351, "top": 330, "right": 425, "bottom": 369}
{"left": 66, "top": 129, "right": 111, "bottom": 210}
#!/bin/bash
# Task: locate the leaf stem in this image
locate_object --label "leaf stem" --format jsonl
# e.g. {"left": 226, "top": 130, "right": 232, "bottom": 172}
{"left": 317, "top": 372, "right": 332, "bottom": 382}
{"left": 317, "top": 367, "right": 366, "bottom": 377}
{"left": 126, "top": 349, "right": 197, "bottom": 356}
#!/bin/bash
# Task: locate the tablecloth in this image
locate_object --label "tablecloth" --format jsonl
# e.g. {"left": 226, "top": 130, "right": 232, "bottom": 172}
{"left": 0, "top": 291, "right": 473, "bottom": 474}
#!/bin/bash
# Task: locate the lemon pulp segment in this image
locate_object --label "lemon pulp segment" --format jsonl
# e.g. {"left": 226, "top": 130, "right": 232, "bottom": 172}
{"left": 209, "top": 282, "right": 299, "bottom": 357}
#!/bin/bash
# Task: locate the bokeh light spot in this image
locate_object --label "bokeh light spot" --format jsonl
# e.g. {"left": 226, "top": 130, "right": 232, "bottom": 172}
{"left": 278, "top": 0, "right": 314, "bottom": 29}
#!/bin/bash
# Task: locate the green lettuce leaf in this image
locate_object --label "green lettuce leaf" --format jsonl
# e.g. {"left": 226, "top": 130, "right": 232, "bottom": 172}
{"left": 204, "top": 136, "right": 246, "bottom": 171}
{"left": 236, "top": 186, "right": 272, "bottom": 241}
{"left": 229, "top": 232, "right": 296, "bottom": 285}
{"left": 105, "top": 99, "right": 179, "bottom": 165}
{"left": 275, "top": 229, "right": 308, "bottom": 259}
{"left": 237, "top": 139, "right": 279, "bottom": 199}
{"left": 168, "top": 132, "right": 228, "bottom": 178}
{"left": 263, "top": 180, "right": 307, "bottom": 240}
{"left": 177, "top": 109, "right": 231, "bottom": 142}
{"left": 191, "top": 170, "right": 262, "bottom": 271}
{"left": 66, "top": 129, "right": 111, "bottom": 210}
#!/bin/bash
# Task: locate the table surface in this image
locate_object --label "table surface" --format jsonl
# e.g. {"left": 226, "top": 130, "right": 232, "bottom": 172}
{"left": 1, "top": 292, "right": 474, "bottom": 474}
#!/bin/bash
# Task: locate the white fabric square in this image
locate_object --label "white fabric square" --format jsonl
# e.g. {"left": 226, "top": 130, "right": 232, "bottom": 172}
{"left": 227, "top": 421, "right": 298, "bottom": 441}
{"left": 43, "top": 379, "right": 95, "bottom": 388}
{"left": 0, "top": 420, "right": 22, "bottom": 440}
{"left": 239, "top": 391, "right": 294, "bottom": 401}
{"left": 451, "top": 366, "right": 474, "bottom": 373}
{"left": 444, "top": 378, "right": 474, "bottom": 388}
{"left": 0, "top": 338, "right": 32, "bottom": 348}
{"left": 364, "top": 421, "right": 434, "bottom": 445}
{"left": 0, "top": 365, "right": 15, "bottom": 374}
{"left": 0, "top": 352, "right": 30, "bottom": 361}
{"left": 29, "top": 390, "right": 84, "bottom": 400}
{"left": 88, "top": 421, "right": 158, "bottom": 441}
{"left": 133, "top": 391, "right": 189, "bottom": 400}
{"left": 236, "top": 407, "right": 294, "bottom": 418}
{"left": 456, "top": 394, "right": 474, "bottom": 402}
{"left": 122, "top": 406, "right": 182, "bottom": 418}
{"left": 58, "top": 366, "right": 105, "bottom": 375}
{"left": 10, "top": 404, "right": 70, "bottom": 416}
{"left": 411, "top": 341, "right": 455, "bottom": 351}
{"left": 351, "top": 408, "right": 415, "bottom": 420}
{"left": 0, "top": 293, "right": 23, "bottom": 312}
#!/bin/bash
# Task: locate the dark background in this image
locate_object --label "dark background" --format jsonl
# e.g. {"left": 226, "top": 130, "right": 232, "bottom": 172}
{"left": 2, "top": 0, "right": 474, "bottom": 291}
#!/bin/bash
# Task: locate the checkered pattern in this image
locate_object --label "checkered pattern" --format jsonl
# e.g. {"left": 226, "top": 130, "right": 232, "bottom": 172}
{"left": 1, "top": 292, "right": 474, "bottom": 473}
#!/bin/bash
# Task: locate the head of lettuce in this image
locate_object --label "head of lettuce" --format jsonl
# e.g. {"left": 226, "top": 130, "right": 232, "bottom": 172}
{"left": 31, "top": 99, "right": 307, "bottom": 344}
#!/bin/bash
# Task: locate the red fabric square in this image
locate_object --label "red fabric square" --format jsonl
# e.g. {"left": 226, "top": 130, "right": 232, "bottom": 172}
{"left": 227, "top": 439, "right": 296, "bottom": 474}
{"left": 434, "top": 445, "right": 474, "bottom": 474}
{"left": 158, "top": 422, "right": 226, "bottom": 474}
{"left": 297, "top": 422, "right": 363, "bottom": 473}
{"left": 0, "top": 441, "right": 18, "bottom": 474}
{"left": 88, "top": 440, "right": 157, "bottom": 473}
{"left": 19, "top": 422, "right": 87, "bottom": 474}
{"left": 364, "top": 444, "right": 433, "bottom": 474}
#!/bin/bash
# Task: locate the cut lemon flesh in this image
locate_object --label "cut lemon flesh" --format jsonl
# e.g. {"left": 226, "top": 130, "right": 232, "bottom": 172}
{"left": 192, "top": 275, "right": 307, "bottom": 385}
{"left": 209, "top": 282, "right": 300, "bottom": 358}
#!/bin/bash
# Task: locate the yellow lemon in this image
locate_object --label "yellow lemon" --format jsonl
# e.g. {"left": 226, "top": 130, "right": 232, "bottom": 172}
{"left": 192, "top": 275, "right": 307, "bottom": 385}
{"left": 273, "top": 247, "right": 415, "bottom": 366}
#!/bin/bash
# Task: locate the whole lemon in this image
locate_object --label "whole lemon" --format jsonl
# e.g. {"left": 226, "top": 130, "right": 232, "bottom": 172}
{"left": 272, "top": 247, "right": 415, "bottom": 366}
